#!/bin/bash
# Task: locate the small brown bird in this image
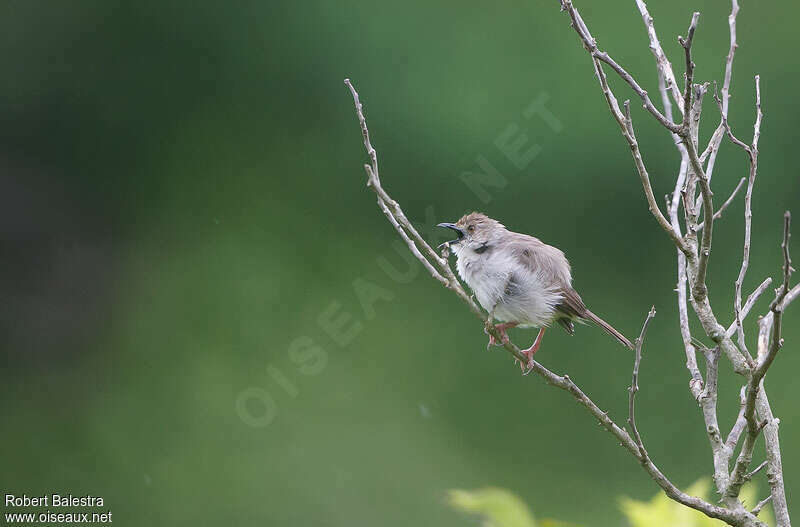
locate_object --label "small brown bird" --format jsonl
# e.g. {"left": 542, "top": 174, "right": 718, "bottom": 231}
{"left": 438, "top": 213, "right": 632, "bottom": 368}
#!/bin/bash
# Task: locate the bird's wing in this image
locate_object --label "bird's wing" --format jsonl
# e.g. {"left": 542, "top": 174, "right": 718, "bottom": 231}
{"left": 506, "top": 232, "right": 586, "bottom": 319}
{"left": 506, "top": 232, "right": 573, "bottom": 287}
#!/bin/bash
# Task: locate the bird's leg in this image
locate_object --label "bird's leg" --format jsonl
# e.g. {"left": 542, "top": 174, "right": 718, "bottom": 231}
{"left": 520, "top": 327, "right": 546, "bottom": 371}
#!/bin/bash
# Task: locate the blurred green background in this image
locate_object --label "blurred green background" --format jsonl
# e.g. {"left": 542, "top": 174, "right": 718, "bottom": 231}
{"left": 1, "top": 0, "right": 797, "bottom": 525}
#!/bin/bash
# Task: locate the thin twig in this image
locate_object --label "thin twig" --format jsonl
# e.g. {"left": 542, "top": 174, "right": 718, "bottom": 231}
{"left": 725, "top": 277, "right": 772, "bottom": 339}
{"left": 695, "top": 177, "right": 745, "bottom": 231}
{"left": 627, "top": 306, "right": 657, "bottom": 458}
{"left": 345, "top": 79, "right": 450, "bottom": 273}
{"left": 771, "top": 211, "right": 794, "bottom": 308}
{"left": 714, "top": 176, "right": 746, "bottom": 221}
{"left": 750, "top": 285, "right": 800, "bottom": 527}
{"left": 729, "top": 213, "right": 793, "bottom": 501}
{"left": 676, "top": 16, "right": 716, "bottom": 301}
{"left": 375, "top": 195, "right": 448, "bottom": 286}
{"left": 728, "top": 76, "right": 764, "bottom": 362}
{"left": 685, "top": 139, "right": 716, "bottom": 302}
{"left": 669, "top": 188, "right": 703, "bottom": 398}
{"left": 678, "top": 12, "right": 700, "bottom": 131}
{"left": 559, "top": 0, "right": 682, "bottom": 134}
{"left": 761, "top": 212, "right": 792, "bottom": 372}
{"left": 634, "top": 0, "right": 684, "bottom": 115}
{"left": 725, "top": 387, "right": 747, "bottom": 452}
{"left": 728, "top": 426, "right": 758, "bottom": 500}
{"left": 586, "top": 57, "right": 689, "bottom": 254}
{"left": 745, "top": 460, "right": 768, "bottom": 482}
{"left": 753, "top": 76, "right": 763, "bottom": 151}
{"left": 703, "top": 0, "right": 741, "bottom": 184}
{"left": 755, "top": 382, "right": 789, "bottom": 527}
{"left": 751, "top": 495, "right": 772, "bottom": 516}
{"left": 713, "top": 83, "right": 751, "bottom": 153}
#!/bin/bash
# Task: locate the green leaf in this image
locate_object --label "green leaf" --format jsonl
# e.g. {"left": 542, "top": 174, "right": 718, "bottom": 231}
{"left": 619, "top": 478, "right": 774, "bottom": 527}
{"left": 447, "top": 487, "right": 537, "bottom": 527}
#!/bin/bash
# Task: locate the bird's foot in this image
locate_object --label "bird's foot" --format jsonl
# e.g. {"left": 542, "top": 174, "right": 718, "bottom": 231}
{"left": 486, "top": 331, "right": 507, "bottom": 350}
{"left": 519, "top": 347, "right": 539, "bottom": 373}
{"left": 484, "top": 322, "right": 516, "bottom": 350}
{"left": 520, "top": 328, "right": 546, "bottom": 374}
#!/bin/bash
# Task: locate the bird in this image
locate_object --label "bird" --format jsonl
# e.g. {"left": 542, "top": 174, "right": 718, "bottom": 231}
{"left": 437, "top": 212, "right": 632, "bottom": 369}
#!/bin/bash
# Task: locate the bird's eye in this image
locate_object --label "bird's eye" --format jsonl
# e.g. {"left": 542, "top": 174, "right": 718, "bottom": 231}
{"left": 467, "top": 225, "right": 475, "bottom": 232}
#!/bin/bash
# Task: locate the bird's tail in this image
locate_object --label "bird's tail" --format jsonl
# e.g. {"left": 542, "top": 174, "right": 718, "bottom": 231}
{"left": 583, "top": 310, "right": 633, "bottom": 350}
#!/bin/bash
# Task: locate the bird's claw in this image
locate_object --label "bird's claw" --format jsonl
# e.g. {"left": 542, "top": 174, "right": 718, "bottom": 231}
{"left": 484, "top": 324, "right": 509, "bottom": 350}
{"left": 520, "top": 351, "right": 536, "bottom": 375}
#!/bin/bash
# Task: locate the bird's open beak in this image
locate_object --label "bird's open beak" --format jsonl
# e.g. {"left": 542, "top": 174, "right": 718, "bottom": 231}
{"left": 437, "top": 223, "right": 465, "bottom": 248}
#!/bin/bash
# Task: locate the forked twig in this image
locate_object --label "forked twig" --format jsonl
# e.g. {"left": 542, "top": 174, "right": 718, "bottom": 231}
{"left": 627, "top": 307, "right": 657, "bottom": 458}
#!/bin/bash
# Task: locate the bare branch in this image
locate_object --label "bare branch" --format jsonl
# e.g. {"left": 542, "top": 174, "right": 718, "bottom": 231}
{"left": 725, "top": 277, "right": 772, "bottom": 339}
{"left": 751, "top": 495, "right": 772, "bottom": 516}
{"left": 695, "top": 176, "right": 746, "bottom": 231}
{"left": 584, "top": 53, "right": 689, "bottom": 254}
{"left": 746, "top": 460, "right": 768, "bottom": 482}
{"left": 634, "top": 0, "right": 684, "bottom": 115}
{"left": 671, "top": 212, "right": 703, "bottom": 398}
{"left": 345, "top": 79, "right": 479, "bottom": 316}
{"left": 714, "top": 176, "right": 746, "bottom": 221}
{"left": 728, "top": 76, "right": 765, "bottom": 362}
{"left": 560, "top": 2, "right": 704, "bottom": 260}
{"left": 723, "top": 1, "right": 741, "bottom": 108}
{"left": 672, "top": 13, "right": 717, "bottom": 304}
{"left": 627, "top": 306, "right": 657, "bottom": 457}
{"left": 725, "top": 387, "right": 747, "bottom": 451}
{"left": 753, "top": 75, "right": 763, "bottom": 151}
{"left": 730, "top": 213, "right": 793, "bottom": 501}
{"left": 703, "top": 0, "right": 741, "bottom": 183}
{"left": 668, "top": 177, "right": 709, "bottom": 413}
{"left": 771, "top": 211, "right": 794, "bottom": 309}
{"left": 345, "top": 80, "right": 380, "bottom": 185}
{"left": 673, "top": 15, "right": 716, "bottom": 301}
{"left": 697, "top": 341, "right": 730, "bottom": 496}
{"left": 541, "top": 345, "right": 747, "bottom": 526}
{"left": 345, "top": 79, "right": 450, "bottom": 275}
{"left": 754, "top": 390, "right": 790, "bottom": 527}
{"left": 678, "top": 12, "right": 700, "bottom": 129}
{"left": 665, "top": 152, "right": 703, "bottom": 399}
{"left": 728, "top": 425, "right": 758, "bottom": 499}
{"left": 554, "top": 3, "right": 782, "bottom": 525}
{"left": 556, "top": 5, "right": 768, "bottom": 520}
{"left": 777, "top": 282, "right": 800, "bottom": 310}
{"left": 713, "top": 83, "right": 751, "bottom": 153}
{"left": 559, "top": 0, "right": 682, "bottom": 134}
{"left": 760, "top": 212, "right": 792, "bottom": 374}
{"left": 680, "top": 99, "right": 716, "bottom": 303}
{"left": 375, "top": 194, "right": 448, "bottom": 286}
{"left": 685, "top": 139, "right": 716, "bottom": 301}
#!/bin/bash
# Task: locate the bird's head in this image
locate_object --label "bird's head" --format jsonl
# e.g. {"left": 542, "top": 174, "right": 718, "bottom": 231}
{"left": 437, "top": 212, "right": 506, "bottom": 255}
